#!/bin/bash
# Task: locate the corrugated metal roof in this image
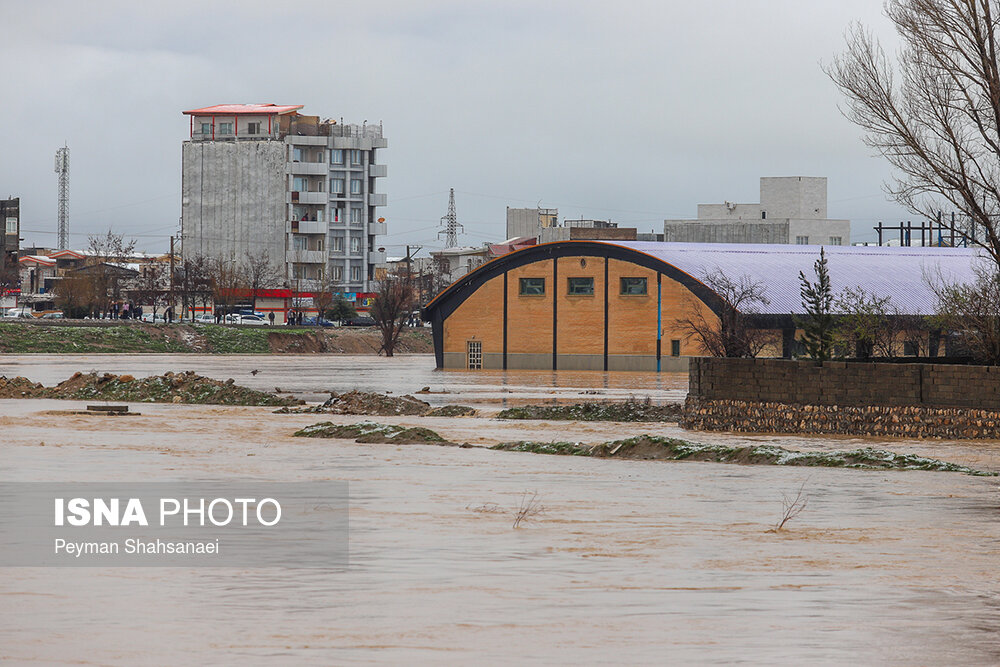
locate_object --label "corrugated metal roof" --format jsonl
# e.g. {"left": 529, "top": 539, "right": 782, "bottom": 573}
{"left": 608, "top": 241, "right": 983, "bottom": 315}
{"left": 182, "top": 104, "right": 304, "bottom": 116}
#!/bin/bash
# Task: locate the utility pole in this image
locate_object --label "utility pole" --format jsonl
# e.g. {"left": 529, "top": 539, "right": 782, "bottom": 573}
{"left": 169, "top": 235, "right": 176, "bottom": 319}
{"left": 438, "top": 188, "right": 463, "bottom": 248}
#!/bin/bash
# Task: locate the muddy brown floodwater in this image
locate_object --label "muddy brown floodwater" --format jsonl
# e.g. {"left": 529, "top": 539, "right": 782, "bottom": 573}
{"left": 1, "top": 354, "right": 998, "bottom": 665}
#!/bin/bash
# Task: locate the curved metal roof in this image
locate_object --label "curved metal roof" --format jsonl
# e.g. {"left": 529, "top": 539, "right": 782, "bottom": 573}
{"left": 612, "top": 241, "right": 981, "bottom": 315}
{"left": 423, "top": 241, "right": 982, "bottom": 318}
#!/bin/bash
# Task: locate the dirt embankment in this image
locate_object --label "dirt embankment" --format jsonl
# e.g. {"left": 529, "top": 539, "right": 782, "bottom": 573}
{"left": 0, "top": 321, "right": 434, "bottom": 354}
{"left": 276, "top": 390, "right": 476, "bottom": 417}
{"left": 0, "top": 371, "right": 300, "bottom": 406}
{"left": 497, "top": 399, "right": 683, "bottom": 422}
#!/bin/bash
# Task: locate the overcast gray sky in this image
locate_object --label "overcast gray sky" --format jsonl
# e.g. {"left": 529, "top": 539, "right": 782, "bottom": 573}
{"left": 3, "top": 0, "right": 908, "bottom": 256}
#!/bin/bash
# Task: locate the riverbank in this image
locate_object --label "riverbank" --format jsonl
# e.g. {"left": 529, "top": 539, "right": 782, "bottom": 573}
{"left": 0, "top": 321, "right": 433, "bottom": 354}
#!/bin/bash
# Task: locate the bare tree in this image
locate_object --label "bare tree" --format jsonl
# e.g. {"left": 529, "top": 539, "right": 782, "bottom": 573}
{"left": 836, "top": 287, "right": 894, "bottom": 358}
{"left": 370, "top": 273, "right": 414, "bottom": 356}
{"left": 674, "top": 269, "right": 775, "bottom": 358}
{"left": 929, "top": 261, "right": 1000, "bottom": 363}
{"left": 826, "top": 1, "right": 1000, "bottom": 266}
{"left": 209, "top": 257, "right": 244, "bottom": 321}
{"left": 87, "top": 230, "right": 137, "bottom": 316}
{"left": 240, "top": 249, "right": 282, "bottom": 312}
{"left": 134, "top": 262, "right": 166, "bottom": 320}
{"left": 312, "top": 269, "right": 336, "bottom": 324}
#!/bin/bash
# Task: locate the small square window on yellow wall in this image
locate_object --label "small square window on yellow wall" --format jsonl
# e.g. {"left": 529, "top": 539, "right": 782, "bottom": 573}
{"left": 567, "top": 277, "right": 594, "bottom": 295}
{"left": 519, "top": 278, "right": 545, "bottom": 295}
{"left": 620, "top": 277, "right": 647, "bottom": 295}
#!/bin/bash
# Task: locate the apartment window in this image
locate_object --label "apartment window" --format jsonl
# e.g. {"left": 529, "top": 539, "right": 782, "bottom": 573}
{"left": 5, "top": 218, "right": 15, "bottom": 233}
{"left": 331, "top": 208, "right": 343, "bottom": 223}
{"left": 671, "top": 340, "right": 681, "bottom": 357}
{"left": 467, "top": 341, "right": 483, "bottom": 370}
{"left": 351, "top": 149, "right": 362, "bottom": 165}
{"left": 620, "top": 277, "right": 647, "bottom": 295}
{"left": 332, "top": 237, "right": 344, "bottom": 252}
{"left": 350, "top": 207, "right": 362, "bottom": 224}
{"left": 292, "top": 264, "right": 304, "bottom": 279}
{"left": 903, "top": 340, "right": 920, "bottom": 356}
{"left": 795, "top": 236, "right": 809, "bottom": 245}
{"left": 761, "top": 211, "right": 767, "bottom": 220}
{"left": 331, "top": 149, "right": 344, "bottom": 165}
{"left": 350, "top": 236, "right": 361, "bottom": 253}
{"left": 331, "top": 178, "right": 345, "bottom": 194}
{"left": 567, "top": 277, "right": 594, "bottom": 295}
{"left": 247, "top": 121, "right": 261, "bottom": 135}
{"left": 332, "top": 265, "right": 344, "bottom": 281}
{"left": 350, "top": 179, "right": 362, "bottom": 195}
{"left": 519, "top": 277, "right": 545, "bottom": 296}
{"left": 829, "top": 236, "right": 843, "bottom": 246}
{"left": 293, "top": 177, "right": 308, "bottom": 192}
{"left": 200, "top": 122, "right": 211, "bottom": 135}
{"left": 219, "top": 122, "right": 233, "bottom": 134}
{"left": 350, "top": 266, "right": 362, "bottom": 282}
{"left": 293, "top": 236, "right": 307, "bottom": 251}
{"left": 293, "top": 148, "right": 304, "bottom": 162}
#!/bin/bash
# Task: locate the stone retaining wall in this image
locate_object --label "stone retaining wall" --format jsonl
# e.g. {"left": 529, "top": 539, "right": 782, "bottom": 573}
{"left": 681, "top": 398, "right": 1000, "bottom": 439}
{"left": 685, "top": 358, "right": 1000, "bottom": 439}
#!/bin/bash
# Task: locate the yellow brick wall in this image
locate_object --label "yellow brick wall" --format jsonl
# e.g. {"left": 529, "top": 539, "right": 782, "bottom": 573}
{"left": 440, "top": 254, "right": 723, "bottom": 360}
{"left": 506, "top": 260, "right": 554, "bottom": 354}
{"left": 556, "top": 256, "right": 604, "bottom": 354}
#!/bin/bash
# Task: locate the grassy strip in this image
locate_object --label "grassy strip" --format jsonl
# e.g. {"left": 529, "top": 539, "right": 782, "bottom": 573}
{"left": 294, "top": 421, "right": 452, "bottom": 445}
{"left": 0, "top": 322, "right": 189, "bottom": 353}
{"left": 497, "top": 398, "right": 682, "bottom": 422}
{"left": 492, "top": 435, "right": 997, "bottom": 476}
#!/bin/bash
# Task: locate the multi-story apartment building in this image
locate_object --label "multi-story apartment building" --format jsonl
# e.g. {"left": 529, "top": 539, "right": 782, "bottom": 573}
{"left": 181, "top": 104, "right": 387, "bottom": 293}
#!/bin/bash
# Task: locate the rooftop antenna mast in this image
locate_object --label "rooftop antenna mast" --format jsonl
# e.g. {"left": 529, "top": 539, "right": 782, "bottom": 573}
{"left": 54, "top": 145, "right": 69, "bottom": 250}
{"left": 438, "top": 188, "right": 463, "bottom": 248}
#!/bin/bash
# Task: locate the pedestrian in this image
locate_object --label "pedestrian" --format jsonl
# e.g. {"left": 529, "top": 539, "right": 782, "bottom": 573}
{"left": 268, "top": 312, "right": 275, "bottom": 326}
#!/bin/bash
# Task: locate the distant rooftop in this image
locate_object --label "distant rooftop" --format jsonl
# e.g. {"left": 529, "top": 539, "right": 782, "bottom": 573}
{"left": 182, "top": 104, "right": 304, "bottom": 116}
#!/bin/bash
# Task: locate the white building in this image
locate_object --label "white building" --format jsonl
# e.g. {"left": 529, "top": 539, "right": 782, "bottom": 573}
{"left": 181, "top": 104, "right": 388, "bottom": 292}
{"left": 663, "top": 177, "right": 851, "bottom": 246}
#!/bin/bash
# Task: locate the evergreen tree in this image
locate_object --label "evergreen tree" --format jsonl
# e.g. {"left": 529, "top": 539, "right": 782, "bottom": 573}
{"left": 798, "top": 247, "right": 837, "bottom": 361}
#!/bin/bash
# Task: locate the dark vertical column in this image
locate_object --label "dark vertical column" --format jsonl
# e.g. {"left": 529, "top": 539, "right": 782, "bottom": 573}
{"left": 656, "top": 273, "right": 662, "bottom": 372}
{"left": 603, "top": 256, "right": 609, "bottom": 372}
{"left": 782, "top": 328, "right": 795, "bottom": 359}
{"left": 552, "top": 258, "right": 558, "bottom": 371}
{"left": 502, "top": 271, "right": 508, "bottom": 370}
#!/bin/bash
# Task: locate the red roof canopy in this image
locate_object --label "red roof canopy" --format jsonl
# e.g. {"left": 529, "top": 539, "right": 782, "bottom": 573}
{"left": 182, "top": 104, "right": 303, "bottom": 116}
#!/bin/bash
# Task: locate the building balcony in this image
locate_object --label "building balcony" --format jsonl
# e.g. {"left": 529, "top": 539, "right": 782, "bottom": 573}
{"left": 369, "top": 164, "right": 387, "bottom": 178}
{"left": 370, "top": 221, "right": 388, "bottom": 236}
{"left": 289, "top": 162, "right": 328, "bottom": 175}
{"left": 291, "top": 191, "right": 328, "bottom": 205}
{"left": 368, "top": 250, "right": 387, "bottom": 265}
{"left": 292, "top": 220, "right": 325, "bottom": 235}
{"left": 368, "top": 193, "right": 387, "bottom": 207}
{"left": 286, "top": 135, "right": 327, "bottom": 146}
{"left": 287, "top": 249, "right": 326, "bottom": 264}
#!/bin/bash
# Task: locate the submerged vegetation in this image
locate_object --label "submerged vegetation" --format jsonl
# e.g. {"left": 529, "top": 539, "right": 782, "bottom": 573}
{"left": 294, "top": 420, "right": 452, "bottom": 445}
{"left": 493, "top": 435, "right": 997, "bottom": 476}
{"left": 497, "top": 397, "right": 682, "bottom": 422}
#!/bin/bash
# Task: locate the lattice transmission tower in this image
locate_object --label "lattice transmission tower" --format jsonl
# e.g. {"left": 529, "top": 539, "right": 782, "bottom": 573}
{"left": 438, "top": 188, "right": 463, "bottom": 248}
{"left": 54, "top": 145, "right": 70, "bottom": 250}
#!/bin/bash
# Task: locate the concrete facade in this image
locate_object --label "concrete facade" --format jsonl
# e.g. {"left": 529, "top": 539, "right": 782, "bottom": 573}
{"left": 506, "top": 207, "right": 557, "bottom": 239}
{"left": 181, "top": 104, "right": 387, "bottom": 292}
{"left": 664, "top": 177, "right": 850, "bottom": 246}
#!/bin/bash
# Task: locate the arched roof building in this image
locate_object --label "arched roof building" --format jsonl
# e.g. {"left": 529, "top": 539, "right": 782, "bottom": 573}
{"left": 421, "top": 241, "right": 981, "bottom": 371}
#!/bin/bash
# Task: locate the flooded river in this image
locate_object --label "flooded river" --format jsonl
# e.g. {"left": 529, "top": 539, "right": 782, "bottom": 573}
{"left": 1, "top": 355, "right": 998, "bottom": 664}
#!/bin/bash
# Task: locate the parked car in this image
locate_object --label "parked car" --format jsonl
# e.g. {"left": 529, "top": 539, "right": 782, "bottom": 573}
{"left": 40, "top": 312, "right": 65, "bottom": 319}
{"left": 238, "top": 309, "right": 266, "bottom": 318}
{"left": 302, "top": 316, "right": 336, "bottom": 327}
{"left": 193, "top": 314, "right": 216, "bottom": 324}
{"left": 140, "top": 312, "right": 168, "bottom": 323}
{"left": 344, "top": 316, "right": 376, "bottom": 327}
{"left": 225, "top": 314, "right": 268, "bottom": 326}
{"left": 2, "top": 308, "right": 34, "bottom": 319}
